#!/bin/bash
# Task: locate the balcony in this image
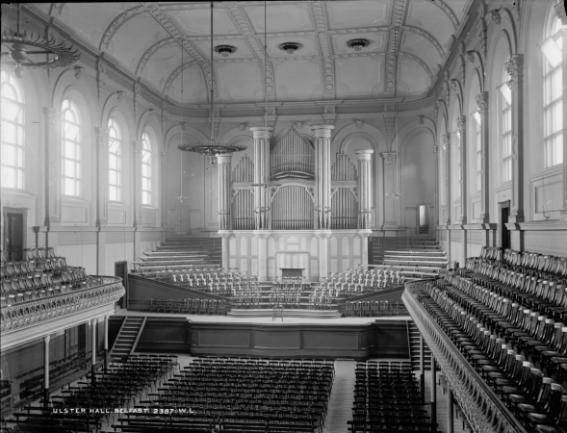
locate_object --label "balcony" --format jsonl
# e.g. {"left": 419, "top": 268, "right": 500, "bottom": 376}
{"left": 403, "top": 279, "right": 530, "bottom": 433}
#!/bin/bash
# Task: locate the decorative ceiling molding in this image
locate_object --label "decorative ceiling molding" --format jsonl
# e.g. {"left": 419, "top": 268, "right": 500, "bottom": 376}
{"left": 402, "top": 24, "right": 445, "bottom": 57}
{"left": 135, "top": 37, "right": 176, "bottom": 77}
{"left": 99, "top": 4, "right": 146, "bottom": 51}
{"left": 399, "top": 52, "right": 434, "bottom": 82}
{"left": 432, "top": 0, "right": 460, "bottom": 30}
{"left": 226, "top": 3, "right": 276, "bottom": 101}
{"left": 162, "top": 61, "right": 198, "bottom": 97}
{"left": 384, "top": 0, "right": 409, "bottom": 95}
{"left": 143, "top": 3, "right": 214, "bottom": 99}
{"left": 310, "top": 1, "right": 335, "bottom": 99}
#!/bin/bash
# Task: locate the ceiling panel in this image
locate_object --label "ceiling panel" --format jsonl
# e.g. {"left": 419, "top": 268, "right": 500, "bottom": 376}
{"left": 327, "top": 1, "right": 391, "bottom": 29}
{"left": 335, "top": 56, "right": 384, "bottom": 98}
{"left": 244, "top": 3, "right": 314, "bottom": 34}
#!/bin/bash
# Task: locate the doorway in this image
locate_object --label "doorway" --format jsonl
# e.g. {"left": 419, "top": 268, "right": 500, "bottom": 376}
{"left": 3, "top": 208, "right": 26, "bottom": 261}
{"left": 498, "top": 201, "right": 511, "bottom": 250}
{"left": 417, "top": 204, "right": 429, "bottom": 234}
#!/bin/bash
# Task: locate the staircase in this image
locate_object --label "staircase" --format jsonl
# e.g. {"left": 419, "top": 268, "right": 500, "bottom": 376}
{"left": 370, "top": 236, "right": 447, "bottom": 280}
{"left": 407, "top": 321, "right": 431, "bottom": 371}
{"left": 110, "top": 316, "right": 146, "bottom": 362}
{"left": 134, "top": 237, "right": 222, "bottom": 273}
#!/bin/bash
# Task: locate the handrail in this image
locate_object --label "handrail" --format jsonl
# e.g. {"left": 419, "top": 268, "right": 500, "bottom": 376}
{"left": 402, "top": 280, "right": 530, "bottom": 433}
{"left": 1, "top": 276, "right": 124, "bottom": 333}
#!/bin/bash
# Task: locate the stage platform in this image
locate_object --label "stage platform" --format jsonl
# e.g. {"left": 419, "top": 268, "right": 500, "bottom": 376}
{"left": 115, "top": 308, "right": 410, "bottom": 325}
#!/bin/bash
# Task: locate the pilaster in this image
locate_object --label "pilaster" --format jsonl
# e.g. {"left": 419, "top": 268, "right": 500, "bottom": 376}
{"left": 381, "top": 151, "right": 399, "bottom": 228}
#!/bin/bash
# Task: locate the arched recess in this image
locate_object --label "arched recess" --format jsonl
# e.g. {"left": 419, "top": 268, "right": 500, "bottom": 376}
{"left": 334, "top": 122, "right": 386, "bottom": 227}
{"left": 436, "top": 101, "right": 449, "bottom": 224}
{"left": 399, "top": 126, "right": 436, "bottom": 232}
{"left": 164, "top": 124, "right": 217, "bottom": 232}
{"left": 448, "top": 82, "right": 463, "bottom": 223}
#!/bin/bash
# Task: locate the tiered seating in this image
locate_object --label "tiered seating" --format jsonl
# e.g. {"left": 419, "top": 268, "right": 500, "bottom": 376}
{"left": 348, "top": 361, "right": 437, "bottom": 433}
{"left": 7, "top": 354, "right": 178, "bottom": 433}
{"left": 311, "top": 266, "right": 402, "bottom": 305}
{"left": 1, "top": 248, "right": 90, "bottom": 311}
{"left": 133, "top": 237, "right": 221, "bottom": 273}
{"left": 115, "top": 357, "right": 334, "bottom": 433}
{"left": 341, "top": 300, "right": 407, "bottom": 317}
{"left": 147, "top": 297, "right": 230, "bottom": 314}
{"left": 370, "top": 236, "right": 447, "bottom": 280}
{"left": 412, "top": 247, "right": 567, "bottom": 433}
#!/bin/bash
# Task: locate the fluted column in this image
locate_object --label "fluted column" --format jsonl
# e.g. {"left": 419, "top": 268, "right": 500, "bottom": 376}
{"left": 355, "top": 149, "right": 374, "bottom": 229}
{"left": 381, "top": 151, "right": 399, "bottom": 228}
{"left": 433, "top": 145, "right": 440, "bottom": 228}
{"left": 312, "top": 125, "right": 334, "bottom": 229}
{"left": 476, "top": 92, "right": 490, "bottom": 225}
{"left": 250, "top": 127, "right": 272, "bottom": 230}
{"left": 505, "top": 55, "right": 525, "bottom": 231}
{"left": 216, "top": 154, "right": 232, "bottom": 230}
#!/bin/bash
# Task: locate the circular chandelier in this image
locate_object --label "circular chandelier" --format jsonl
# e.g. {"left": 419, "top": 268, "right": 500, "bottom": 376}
{"left": 1, "top": 4, "right": 79, "bottom": 76}
{"left": 178, "top": 1, "right": 244, "bottom": 160}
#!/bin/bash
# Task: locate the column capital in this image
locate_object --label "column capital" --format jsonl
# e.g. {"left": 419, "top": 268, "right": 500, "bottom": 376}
{"left": 249, "top": 126, "right": 273, "bottom": 139}
{"left": 456, "top": 115, "right": 466, "bottom": 133}
{"left": 311, "top": 124, "right": 335, "bottom": 138}
{"left": 216, "top": 154, "right": 232, "bottom": 165}
{"left": 475, "top": 91, "right": 489, "bottom": 111}
{"left": 355, "top": 149, "right": 374, "bottom": 161}
{"left": 44, "top": 334, "right": 51, "bottom": 344}
{"left": 380, "top": 151, "right": 397, "bottom": 165}
{"left": 505, "top": 54, "right": 523, "bottom": 83}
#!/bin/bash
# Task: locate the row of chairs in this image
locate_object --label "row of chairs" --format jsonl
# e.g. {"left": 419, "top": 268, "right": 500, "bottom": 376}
{"left": 6, "top": 354, "right": 178, "bottom": 433}
{"left": 478, "top": 246, "right": 567, "bottom": 279}
{"left": 146, "top": 298, "right": 230, "bottom": 315}
{"left": 348, "top": 361, "right": 438, "bottom": 433}
{"left": 115, "top": 357, "right": 334, "bottom": 433}
{"left": 439, "top": 274, "right": 567, "bottom": 385}
{"left": 341, "top": 301, "right": 407, "bottom": 317}
{"left": 421, "top": 280, "right": 566, "bottom": 433}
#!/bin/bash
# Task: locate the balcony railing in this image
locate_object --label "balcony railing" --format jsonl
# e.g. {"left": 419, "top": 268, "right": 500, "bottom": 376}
{"left": 1, "top": 276, "right": 124, "bottom": 333}
{"left": 402, "top": 280, "right": 529, "bottom": 433}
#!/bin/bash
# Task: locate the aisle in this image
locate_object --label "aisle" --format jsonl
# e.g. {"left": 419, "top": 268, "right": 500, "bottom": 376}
{"left": 323, "top": 360, "right": 356, "bottom": 433}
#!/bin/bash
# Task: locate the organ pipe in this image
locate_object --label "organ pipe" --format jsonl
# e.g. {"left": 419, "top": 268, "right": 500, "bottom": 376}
{"left": 216, "top": 154, "right": 232, "bottom": 230}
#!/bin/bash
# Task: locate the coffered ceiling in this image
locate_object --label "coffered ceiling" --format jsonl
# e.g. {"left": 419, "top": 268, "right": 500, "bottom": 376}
{"left": 23, "top": 1, "right": 472, "bottom": 104}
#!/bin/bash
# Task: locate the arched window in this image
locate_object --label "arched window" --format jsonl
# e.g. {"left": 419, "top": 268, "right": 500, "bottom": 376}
{"left": 499, "top": 69, "right": 512, "bottom": 183}
{"left": 141, "top": 131, "right": 153, "bottom": 206}
{"left": 542, "top": 15, "right": 564, "bottom": 168}
{"left": 1, "top": 70, "right": 25, "bottom": 190}
{"left": 61, "top": 99, "right": 81, "bottom": 196}
{"left": 107, "top": 117, "right": 123, "bottom": 202}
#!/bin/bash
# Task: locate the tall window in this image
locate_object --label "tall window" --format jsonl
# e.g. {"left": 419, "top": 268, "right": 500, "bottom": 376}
{"left": 542, "top": 15, "right": 563, "bottom": 168}
{"left": 499, "top": 81, "right": 513, "bottom": 183}
{"left": 141, "top": 131, "right": 153, "bottom": 206}
{"left": 107, "top": 118, "right": 122, "bottom": 202}
{"left": 472, "top": 111, "right": 482, "bottom": 192}
{"left": 61, "top": 99, "right": 81, "bottom": 196}
{"left": 1, "top": 71, "right": 25, "bottom": 190}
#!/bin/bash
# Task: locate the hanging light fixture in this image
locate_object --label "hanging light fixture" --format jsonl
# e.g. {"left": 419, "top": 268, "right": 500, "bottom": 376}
{"left": 178, "top": 0, "right": 244, "bottom": 162}
{"left": 1, "top": 4, "right": 79, "bottom": 77}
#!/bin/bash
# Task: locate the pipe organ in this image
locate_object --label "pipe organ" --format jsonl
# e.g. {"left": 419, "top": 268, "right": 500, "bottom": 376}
{"left": 331, "top": 153, "right": 358, "bottom": 229}
{"left": 218, "top": 124, "right": 374, "bottom": 281}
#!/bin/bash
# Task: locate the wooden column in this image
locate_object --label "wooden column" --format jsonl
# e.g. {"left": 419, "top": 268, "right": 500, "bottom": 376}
{"left": 91, "top": 318, "right": 97, "bottom": 383}
{"left": 250, "top": 127, "right": 272, "bottom": 230}
{"left": 431, "top": 357, "right": 437, "bottom": 430}
{"left": 103, "top": 315, "right": 109, "bottom": 373}
{"left": 312, "top": 125, "right": 334, "bottom": 229}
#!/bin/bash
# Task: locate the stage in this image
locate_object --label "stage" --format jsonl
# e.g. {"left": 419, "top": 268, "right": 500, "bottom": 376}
{"left": 114, "top": 308, "right": 411, "bottom": 359}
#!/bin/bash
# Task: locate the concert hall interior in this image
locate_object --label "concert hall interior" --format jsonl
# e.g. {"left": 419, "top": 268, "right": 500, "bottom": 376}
{"left": 2, "top": 1, "right": 567, "bottom": 433}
